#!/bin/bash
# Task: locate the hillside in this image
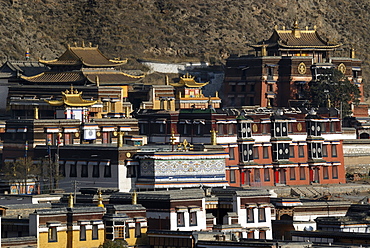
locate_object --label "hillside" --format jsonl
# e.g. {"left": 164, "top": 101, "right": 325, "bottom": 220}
{"left": 1, "top": 0, "right": 370, "bottom": 93}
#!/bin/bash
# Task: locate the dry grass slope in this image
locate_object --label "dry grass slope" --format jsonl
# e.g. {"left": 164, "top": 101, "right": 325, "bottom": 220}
{"left": 1, "top": 0, "right": 369, "bottom": 94}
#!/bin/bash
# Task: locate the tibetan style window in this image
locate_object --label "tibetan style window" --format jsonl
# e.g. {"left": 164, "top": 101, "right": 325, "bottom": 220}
{"left": 229, "top": 147, "right": 235, "bottom": 160}
{"left": 259, "top": 230, "right": 266, "bottom": 239}
{"left": 298, "top": 145, "right": 305, "bottom": 158}
{"left": 92, "top": 162, "right": 100, "bottom": 178}
{"left": 81, "top": 162, "right": 88, "bottom": 178}
{"left": 289, "top": 146, "right": 295, "bottom": 158}
{"left": 290, "top": 168, "right": 296, "bottom": 180}
{"left": 102, "top": 161, "right": 111, "bottom": 178}
{"left": 135, "top": 222, "right": 141, "bottom": 237}
{"left": 80, "top": 225, "right": 86, "bottom": 241}
{"left": 255, "top": 168, "right": 261, "bottom": 182}
{"left": 247, "top": 208, "right": 254, "bottom": 223}
{"left": 263, "top": 146, "right": 269, "bottom": 159}
{"left": 331, "top": 144, "right": 338, "bottom": 157}
{"left": 330, "top": 122, "right": 336, "bottom": 132}
{"left": 258, "top": 208, "right": 266, "bottom": 222}
{"left": 190, "top": 211, "right": 197, "bottom": 226}
{"left": 323, "top": 166, "right": 329, "bottom": 179}
{"left": 247, "top": 231, "right": 254, "bottom": 239}
{"left": 92, "top": 225, "right": 99, "bottom": 240}
{"left": 125, "top": 223, "right": 130, "bottom": 238}
{"left": 230, "top": 170, "right": 236, "bottom": 183}
{"left": 332, "top": 166, "right": 338, "bottom": 179}
{"left": 69, "top": 162, "right": 77, "bottom": 177}
{"left": 253, "top": 147, "right": 259, "bottom": 159}
{"left": 48, "top": 227, "right": 57, "bottom": 242}
{"left": 322, "top": 145, "right": 328, "bottom": 157}
{"left": 177, "top": 212, "right": 185, "bottom": 227}
{"left": 300, "top": 167, "right": 306, "bottom": 180}
{"left": 264, "top": 168, "right": 270, "bottom": 181}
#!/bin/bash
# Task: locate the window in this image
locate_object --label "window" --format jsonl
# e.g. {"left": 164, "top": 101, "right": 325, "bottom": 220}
{"left": 253, "top": 147, "right": 259, "bottom": 159}
{"left": 264, "top": 168, "right": 270, "bottom": 181}
{"left": 322, "top": 145, "right": 328, "bottom": 157}
{"left": 300, "top": 167, "right": 306, "bottom": 180}
{"left": 259, "top": 230, "right": 266, "bottom": 239}
{"left": 231, "top": 84, "right": 236, "bottom": 92}
{"left": 229, "top": 147, "right": 235, "bottom": 160}
{"left": 298, "top": 145, "right": 305, "bottom": 157}
{"left": 330, "top": 122, "right": 336, "bottom": 132}
{"left": 92, "top": 225, "right": 99, "bottom": 240}
{"left": 290, "top": 168, "right": 296, "bottom": 180}
{"left": 255, "top": 168, "right": 261, "bottom": 182}
{"left": 247, "top": 231, "right": 254, "bottom": 239}
{"left": 247, "top": 208, "right": 254, "bottom": 223}
{"left": 262, "top": 123, "right": 269, "bottom": 134}
{"left": 263, "top": 146, "right": 269, "bottom": 159}
{"left": 135, "top": 222, "right": 141, "bottom": 237}
{"left": 114, "top": 226, "right": 124, "bottom": 239}
{"left": 230, "top": 170, "right": 236, "bottom": 183}
{"left": 64, "top": 133, "right": 71, "bottom": 145}
{"left": 218, "top": 124, "right": 224, "bottom": 135}
{"left": 103, "top": 162, "right": 111, "bottom": 177}
{"left": 332, "top": 166, "right": 338, "bottom": 179}
{"left": 59, "top": 162, "right": 65, "bottom": 177}
{"left": 190, "top": 211, "right": 197, "bottom": 226}
{"left": 323, "top": 166, "right": 329, "bottom": 179}
{"left": 159, "top": 123, "right": 164, "bottom": 133}
{"left": 331, "top": 144, "right": 338, "bottom": 157}
{"left": 81, "top": 163, "right": 88, "bottom": 177}
{"left": 70, "top": 162, "right": 77, "bottom": 177}
{"left": 48, "top": 227, "right": 57, "bottom": 242}
{"left": 177, "top": 212, "right": 185, "bottom": 227}
{"left": 258, "top": 208, "right": 266, "bottom": 222}
{"left": 228, "top": 124, "right": 234, "bottom": 135}
{"left": 125, "top": 223, "right": 130, "bottom": 238}
{"left": 80, "top": 225, "right": 86, "bottom": 241}
{"left": 92, "top": 163, "right": 100, "bottom": 178}
{"left": 289, "top": 146, "right": 295, "bottom": 158}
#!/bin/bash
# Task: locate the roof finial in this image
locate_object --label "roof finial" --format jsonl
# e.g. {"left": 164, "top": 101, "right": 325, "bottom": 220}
{"left": 68, "top": 193, "right": 74, "bottom": 208}
{"left": 132, "top": 190, "right": 137, "bottom": 205}
{"left": 97, "top": 190, "right": 104, "bottom": 208}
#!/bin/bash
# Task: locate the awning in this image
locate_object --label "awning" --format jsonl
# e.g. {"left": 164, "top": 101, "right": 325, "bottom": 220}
{"left": 102, "top": 126, "right": 116, "bottom": 132}
{"left": 6, "top": 128, "right": 16, "bottom": 133}
{"left": 352, "top": 66, "right": 361, "bottom": 71}
{"left": 64, "top": 127, "right": 79, "bottom": 133}
{"left": 99, "top": 160, "right": 110, "bottom": 166}
{"left": 120, "top": 126, "right": 132, "bottom": 131}
{"left": 126, "top": 160, "right": 139, "bottom": 166}
{"left": 77, "top": 161, "right": 87, "bottom": 166}
{"left": 46, "top": 127, "right": 60, "bottom": 133}
{"left": 83, "top": 125, "right": 99, "bottom": 130}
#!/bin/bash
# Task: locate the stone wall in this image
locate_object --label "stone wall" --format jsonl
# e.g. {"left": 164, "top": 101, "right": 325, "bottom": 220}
{"left": 343, "top": 139, "right": 370, "bottom": 175}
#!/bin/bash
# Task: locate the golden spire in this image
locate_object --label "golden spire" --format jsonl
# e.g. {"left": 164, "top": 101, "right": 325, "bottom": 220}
{"left": 132, "top": 190, "right": 137, "bottom": 205}
{"left": 210, "top": 129, "right": 218, "bottom": 145}
{"left": 97, "top": 190, "right": 104, "bottom": 208}
{"left": 68, "top": 193, "right": 74, "bottom": 208}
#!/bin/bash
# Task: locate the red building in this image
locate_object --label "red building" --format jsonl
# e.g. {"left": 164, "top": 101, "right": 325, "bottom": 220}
{"left": 223, "top": 20, "right": 363, "bottom": 109}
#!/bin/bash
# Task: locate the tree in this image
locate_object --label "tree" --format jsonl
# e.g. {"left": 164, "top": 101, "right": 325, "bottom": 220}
{"left": 99, "top": 240, "right": 128, "bottom": 248}
{"left": 304, "top": 68, "right": 361, "bottom": 117}
{"left": 1, "top": 157, "right": 41, "bottom": 194}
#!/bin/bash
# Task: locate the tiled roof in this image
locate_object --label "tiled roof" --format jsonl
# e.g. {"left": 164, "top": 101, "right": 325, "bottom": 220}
{"left": 84, "top": 71, "right": 144, "bottom": 85}
{"left": 40, "top": 46, "right": 126, "bottom": 67}
{"left": 21, "top": 71, "right": 85, "bottom": 83}
{"left": 273, "top": 30, "right": 340, "bottom": 48}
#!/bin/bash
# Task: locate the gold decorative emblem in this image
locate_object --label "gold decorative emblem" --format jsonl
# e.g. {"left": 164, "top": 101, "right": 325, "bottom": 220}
{"left": 252, "top": 124, "right": 258, "bottom": 132}
{"left": 113, "top": 131, "right": 118, "bottom": 136}
{"left": 126, "top": 152, "right": 131, "bottom": 158}
{"left": 297, "top": 123, "right": 302, "bottom": 131}
{"left": 298, "top": 62, "right": 306, "bottom": 74}
{"left": 96, "top": 131, "right": 101, "bottom": 137}
{"left": 74, "top": 132, "right": 80, "bottom": 138}
{"left": 338, "top": 63, "right": 346, "bottom": 74}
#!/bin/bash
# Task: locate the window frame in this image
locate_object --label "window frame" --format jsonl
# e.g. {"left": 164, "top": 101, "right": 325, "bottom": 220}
{"left": 48, "top": 226, "right": 58, "bottom": 242}
{"left": 80, "top": 225, "right": 86, "bottom": 241}
{"left": 258, "top": 208, "right": 266, "bottom": 222}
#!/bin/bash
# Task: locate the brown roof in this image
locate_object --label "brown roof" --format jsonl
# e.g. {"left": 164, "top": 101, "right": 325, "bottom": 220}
{"left": 21, "top": 71, "right": 85, "bottom": 83}
{"left": 84, "top": 71, "right": 144, "bottom": 85}
{"left": 39, "top": 46, "right": 127, "bottom": 67}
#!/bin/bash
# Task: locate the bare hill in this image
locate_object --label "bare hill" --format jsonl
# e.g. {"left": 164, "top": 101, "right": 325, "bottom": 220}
{"left": 1, "top": 0, "right": 369, "bottom": 92}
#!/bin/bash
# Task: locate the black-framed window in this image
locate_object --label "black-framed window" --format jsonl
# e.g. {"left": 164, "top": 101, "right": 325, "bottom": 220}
{"left": 255, "top": 168, "right": 261, "bottom": 182}
{"left": 135, "top": 222, "right": 141, "bottom": 237}
{"left": 332, "top": 166, "right": 338, "bottom": 179}
{"left": 264, "top": 168, "right": 270, "bottom": 181}
{"left": 92, "top": 225, "right": 99, "bottom": 240}
{"left": 258, "top": 208, "right": 266, "bottom": 222}
{"left": 298, "top": 145, "right": 305, "bottom": 157}
{"left": 103, "top": 162, "right": 111, "bottom": 177}
{"left": 229, "top": 147, "right": 235, "bottom": 160}
{"left": 80, "top": 225, "right": 86, "bottom": 241}
{"left": 230, "top": 170, "right": 236, "bottom": 183}
{"left": 253, "top": 147, "right": 259, "bottom": 159}
{"left": 177, "top": 212, "right": 185, "bottom": 227}
{"left": 190, "top": 211, "right": 197, "bottom": 226}
{"left": 331, "top": 144, "right": 338, "bottom": 157}
{"left": 300, "top": 167, "right": 306, "bottom": 180}
{"left": 247, "top": 208, "right": 254, "bottom": 223}
{"left": 290, "top": 167, "right": 296, "bottom": 180}
{"left": 92, "top": 163, "right": 100, "bottom": 178}
{"left": 289, "top": 146, "right": 295, "bottom": 158}
{"left": 323, "top": 166, "right": 329, "bottom": 179}
{"left": 81, "top": 163, "right": 88, "bottom": 178}
{"left": 263, "top": 146, "right": 269, "bottom": 159}
{"left": 322, "top": 144, "right": 328, "bottom": 157}
{"left": 69, "top": 162, "right": 77, "bottom": 177}
{"left": 48, "top": 226, "right": 57, "bottom": 242}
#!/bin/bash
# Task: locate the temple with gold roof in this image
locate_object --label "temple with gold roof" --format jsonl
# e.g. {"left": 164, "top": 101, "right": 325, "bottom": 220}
{"left": 223, "top": 20, "right": 363, "bottom": 110}
{"left": 7, "top": 43, "right": 145, "bottom": 119}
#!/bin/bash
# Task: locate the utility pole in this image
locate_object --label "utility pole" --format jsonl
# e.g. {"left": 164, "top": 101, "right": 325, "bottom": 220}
{"left": 24, "top": 141, "right": 28, "bottom": 194}
{"left": 73, "top": 180, "right": 78, "bottom": 204}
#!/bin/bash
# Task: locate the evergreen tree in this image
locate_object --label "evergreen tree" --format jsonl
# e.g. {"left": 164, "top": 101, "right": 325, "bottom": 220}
{"left": 305, "top": 68, "right": 361, "bottom": 117}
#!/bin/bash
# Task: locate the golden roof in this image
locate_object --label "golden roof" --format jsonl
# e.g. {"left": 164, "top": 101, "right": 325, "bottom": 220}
{"left": 45, "top": 86, "right": 98, "bottom": 107}
{"left": 170, "top": 74, "right": 209, "bottom": 88}
{"left": 39, "top": 45, "right": 127, "bottom": 67}
{"left": 252, "top": 21, "right": 341, "bottom": 49}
